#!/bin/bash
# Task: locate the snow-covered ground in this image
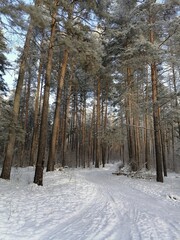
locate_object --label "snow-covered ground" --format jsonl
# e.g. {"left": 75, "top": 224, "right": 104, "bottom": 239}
{"left": 0, "top": 164, "right": 180, "bottom": 240}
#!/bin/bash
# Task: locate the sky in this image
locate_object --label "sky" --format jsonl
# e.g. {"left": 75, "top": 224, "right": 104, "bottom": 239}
{"left": 2, "top": 0, "right": 32, "bottom": 91}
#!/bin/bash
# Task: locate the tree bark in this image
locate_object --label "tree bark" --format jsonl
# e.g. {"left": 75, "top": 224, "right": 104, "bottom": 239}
{"left": 144, "top": 73, "right": 151, "bottom": 170}
{"left": 47, "top": 49, "right": 68, "bottom": 171}
{"left": 81, "top": 92, "right": 86, "bottom": 168}
{"left": 1, "top": 21, "right": 34, "bottom": 180}
{"left": 30, "top": 51, "right": 43, "bottom": 166}
{"left": 161, "top": 128, "right": 167, "bottom": 176}
{"left": 101, "top": 82, "right": 108, "bottom": 167}
{"left": 126, "top": 67, "right": 136, "bottom": 171}
{"left": 20, "top": 70, "right": 32, "bottom": 167}
{"left": 151, "top": 62, "right": 163, "bottom": 182}
{"left": 95, "top": 78, "right": 101, "bottom": 168}
{"left": 149, "top": 11, "right": 163, "bottom": 182}
{"left": 34, "top": 0, "right": 58, "bottom": 185}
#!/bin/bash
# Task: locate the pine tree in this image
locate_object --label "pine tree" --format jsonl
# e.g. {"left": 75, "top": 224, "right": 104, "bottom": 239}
{"left": 0, "top": 0, "right": 42, "bottom": 180}
{"left": 34, "top": 0, "right": 59, "bottom": 185}
{"left": 0, "top": 28, "right": 8, "bottom": 95}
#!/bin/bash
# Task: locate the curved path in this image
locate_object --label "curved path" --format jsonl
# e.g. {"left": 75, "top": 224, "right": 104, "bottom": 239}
{"left": 42, "top": 168, "right": 180, "bottom": 240}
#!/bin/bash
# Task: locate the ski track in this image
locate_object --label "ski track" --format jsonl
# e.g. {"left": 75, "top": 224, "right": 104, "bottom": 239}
{"left": 75, "top": 169, "right": 180, "bottom": 240}
{"left": 41, "top": 169, "right": 180, "bottom": 240}
{"left": 0, "top": 167, "right": 180, "bottom": 240}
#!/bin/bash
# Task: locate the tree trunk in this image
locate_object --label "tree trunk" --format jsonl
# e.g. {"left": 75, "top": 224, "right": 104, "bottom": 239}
{"left": 34, "top": 1, "right": 58, "bottom": 185}
{"left": 81, "top": 92, "right": 86, "bottom": 168}
{"left": 62, "top": 100, "right": 67, "bottom": 167}
{"left": 30, "top": 51, "right": 43, "bottom": 166}
{"left": 134, "top": 115, "right": 140, "bottom": 170}
{"left": 171, "top": 125, "right": 175, "bottom": 171}
{"left": 73, "top": 85, "right": 79, "bottom": 168}
{"left": 161, "top": 128, "right": 167, "bottom": 177}
{"left": 88, "top": 104, "right": 95, "bottom": 167}
{"left": 21, "top": 70, "right": 32, "bottom": 166}
{"left": 95, "top": 78, "right": 101, "bottom": 168}
{"left": 1, "top": 20, "right": 34, "bottom": 180}
{"left": 151, "top": 62, "right": 163, "bottom": 182}
{"left": 149, "top": 12, "right": 163, "bottom": 182}
{"left": 47, "top": 49, "right": 68, "bottom": 171}
{"left": 126, "top": 67, "right": 136, "bottom": 171}
{"left": 62, "top": 78, "right": 73, "bottom": 167}
{"left": 144, "top": 73, "right": 151, "bottom": 170}
{"left": 101, "top": 82, "right": 108, "bottom": 167}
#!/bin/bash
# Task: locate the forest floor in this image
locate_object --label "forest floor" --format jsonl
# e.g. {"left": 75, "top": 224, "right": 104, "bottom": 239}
{"left": 0, "top": 164, "right": 180, "bottom": 240}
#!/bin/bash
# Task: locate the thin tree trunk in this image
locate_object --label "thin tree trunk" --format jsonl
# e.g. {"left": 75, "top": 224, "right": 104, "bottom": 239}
{"left": 1, "top": 20, "right": 34, "bottom": 180}
{"left": 73, "top": 85, "right": 79, "bottom": 168}
{"left": 88, "top": 104, "right": 95, "bottom": 167}
{"left": 161, "top": 128, "right": 167, "bottom": 177}
{"left": 101, "top": 82, "right": 108, "bottom": 167}
{"left": 62, "top": 78, "right": 73, "bottom": 167}
{"left": 30, "top": 52, "right": 43, "bottom": 166}
{"left": 126, "top": 67, "right": 136, "bottom": 171}
{"left": 81, "top": 92, "right": 86, "bottom": 168}
{"left": 149, "top": 12, "right": 163, "bottom": 182}
{"left": 144, "top": 73, "right": 151, "bottom": 170}
{"left": 171, "top": 125, "right": 175, "bottom": 171}
{"left": 47, "top": 49, "right": 68, "bottom": 171}
{"left": 95, "top": 78, "right": 101, "bottom": 168}
{"left": 20, "top": 71, "right": 32, "bottom": 167}
{"left": 34, "top": 1, "right": 58, "bottom": 185}
{"left": 62, "top": 100, "right": 67, "bottom": 167}
{"left": 64, "top": 80, "right": 72, "bottom": 151}
{"left": 134, "top": 115, "right": 140, "bottom": 170}
{"left": 151, "top": 62, "right": 163, "bottom": 182}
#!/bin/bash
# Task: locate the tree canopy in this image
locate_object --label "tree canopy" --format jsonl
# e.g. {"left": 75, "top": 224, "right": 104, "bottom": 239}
{"left": 0, "top": 0, "right": 180, "bottom": 184}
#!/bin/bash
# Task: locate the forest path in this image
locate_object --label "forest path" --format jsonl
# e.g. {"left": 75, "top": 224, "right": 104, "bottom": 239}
{"left": 1, "top": 166, "right": 180, "bottom": 240}
{"left": 43, "top": 167, "right": 180, "bottom": 240}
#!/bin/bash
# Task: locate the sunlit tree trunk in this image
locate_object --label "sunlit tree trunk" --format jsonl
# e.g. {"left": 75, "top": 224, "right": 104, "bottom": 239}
{"left": 1, "top": 18, "right": 34, "bottom": 180}
{"left": 34, "top": 0, "right": 58, "bottom": 185}
{"left": 30, "top": 50, "right": 43, "bottom": 166}
{"left": 47, "top": 49, "right": 68, "bottom": 171}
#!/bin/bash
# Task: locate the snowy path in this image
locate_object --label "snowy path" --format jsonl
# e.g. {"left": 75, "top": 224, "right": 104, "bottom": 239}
{"left": 55, "top": 169, "right": 180, "bottom": 240}
{"left": 76, "top": 169, "right": 180, "bottom": 240}
{"left": 0, "top": 166, "right": 180, "bottom": 240}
